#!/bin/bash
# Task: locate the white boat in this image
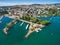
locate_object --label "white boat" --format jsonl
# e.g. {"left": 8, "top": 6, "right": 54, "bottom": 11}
{"left": 20, "top": 22, "right": 24, "bottom": 26}
{"left": 26, "top": 24, "right": 29, "bottom": 30}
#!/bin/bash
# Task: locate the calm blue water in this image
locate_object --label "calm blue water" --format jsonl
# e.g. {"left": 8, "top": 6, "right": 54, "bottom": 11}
{"left": 0, "top": 16, "right": 60, "bottom": 45}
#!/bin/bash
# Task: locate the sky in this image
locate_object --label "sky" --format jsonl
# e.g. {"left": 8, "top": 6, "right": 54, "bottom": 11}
{"left": 0, "top": 0, "right": 60, "bottom": 6}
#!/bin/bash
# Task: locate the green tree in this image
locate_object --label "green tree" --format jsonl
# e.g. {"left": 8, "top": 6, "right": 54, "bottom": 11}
{"left": 40, "top": 20, "right": 50, "bottom": 25}
{"left": 30, "top": 17, "right": 36, "bottom": 23}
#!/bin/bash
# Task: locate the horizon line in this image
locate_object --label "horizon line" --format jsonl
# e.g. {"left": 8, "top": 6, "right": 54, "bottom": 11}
{"left": 0, "top": 2, "right": 60, "bottom": 6}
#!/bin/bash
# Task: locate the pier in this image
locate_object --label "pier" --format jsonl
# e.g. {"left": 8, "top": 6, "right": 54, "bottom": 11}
{"left": 3, "top": 17, "right": 18, "bottom": 34}
{"left": 25, "top": 30, "right": 34, "bottom": 38}
{"left": 25, "top": 24, "right": 44, "bottom": 38}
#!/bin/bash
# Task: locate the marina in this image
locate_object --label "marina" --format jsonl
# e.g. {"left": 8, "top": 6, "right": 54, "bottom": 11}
{"left": 0, "top": 16, "right": 60, "bottom": 45}
{"left": 0, "top": 0, "right": 60, "bottom": 45}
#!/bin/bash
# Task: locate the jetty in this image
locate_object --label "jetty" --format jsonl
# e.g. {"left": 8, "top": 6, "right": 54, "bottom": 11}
{"left": 25, "top": 24, "right": 44, "bottom": 38}
{"left": 3, "top": 17, "right": 18, "bottom": 34}
{"left": 25, "top": 28, "right": 42, "bottom": 38}
{"left": 25, "top": 29, "right": 34, "bottom": 38}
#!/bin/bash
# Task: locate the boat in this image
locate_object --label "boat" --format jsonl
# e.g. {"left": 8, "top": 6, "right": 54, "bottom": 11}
{"left": 20, "top": 22, "right": 24, "bottom": 26}
{"left": 26, "top": 24, "right": 29, "bottom": 30}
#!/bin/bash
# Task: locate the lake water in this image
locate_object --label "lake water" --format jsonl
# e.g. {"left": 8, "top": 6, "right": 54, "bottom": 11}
{"left": 0, "top": 16, "right": 60, "bottom": 45}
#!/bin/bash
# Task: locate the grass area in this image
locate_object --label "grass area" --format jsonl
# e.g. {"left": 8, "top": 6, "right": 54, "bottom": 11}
{"left": 21, "top": 14, "right": 51, "bottom": 25}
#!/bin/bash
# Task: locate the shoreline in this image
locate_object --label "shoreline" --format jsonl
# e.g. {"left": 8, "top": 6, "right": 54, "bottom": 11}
{"left": 3, "top": 15, "right": 45, "bottom": 38}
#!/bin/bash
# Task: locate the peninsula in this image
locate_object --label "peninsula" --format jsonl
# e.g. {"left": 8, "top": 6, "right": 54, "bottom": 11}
{"left": 1, "top": 4, "right": 57, "bottom": 38}
{"left": 3, "top": 14, "right": 50, "bottom": 38}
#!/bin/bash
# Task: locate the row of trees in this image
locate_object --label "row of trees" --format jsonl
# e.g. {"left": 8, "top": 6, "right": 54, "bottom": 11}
{"left": 0, "top": 10, "right": 8, "bottom": 15}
